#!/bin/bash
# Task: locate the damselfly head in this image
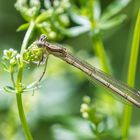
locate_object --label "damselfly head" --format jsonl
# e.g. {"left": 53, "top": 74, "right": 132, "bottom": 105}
{"left": 37, "top": 34, "right": 47, "bottom": 47}
{"left": 39, "top": 34, "right": 47, "bottom": 42}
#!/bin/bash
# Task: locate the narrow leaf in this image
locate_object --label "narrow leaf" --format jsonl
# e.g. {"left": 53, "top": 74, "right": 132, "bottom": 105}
{"left": 36, "top": 11, "right": 52, "bottom": 23}
{"left": 17, "top": 23, "right": 29, "bottom": 32}
{"left": 101, "top": 0, "right": 130, "bottom": 21}
{"left": 70, "top": 12, "right": 90, "bottom": 26}
{"left": 56, "top": 26, "right": 90, "bottom": 37}
{"left": 66, "top": 26, "right": 91, "bottom": 36}
{"left": 4, "top": 86, "right": 15, "bottom": 93}
{"left": 98, "top": 15, "right": 127, "bottom": 30}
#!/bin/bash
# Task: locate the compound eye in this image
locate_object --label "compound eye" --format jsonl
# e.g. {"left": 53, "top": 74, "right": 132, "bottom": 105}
{"left": 40, "top": 34, "right": 47, "bottom": 42}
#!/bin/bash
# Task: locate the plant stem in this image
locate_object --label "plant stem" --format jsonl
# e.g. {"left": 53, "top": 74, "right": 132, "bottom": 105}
{"left": 92, "top": 36, "right": 110, "bottom": 73}
{"left": 16, "top": 21, "right": 35, "bottom": 89}
{"left": 20, "top": 21, "right": 35, "bottom": 59}
{"left": 122, "top": 9, "right": 140, "bottom": 140}
{"left": 10, "top": 66, "right": 16, "bottom": 87}
{"left": 89, "top": 0, "right": 96, "bottom": 27}
{"left": 89, "top": 0, "right": 110, "bottom": 74}
{"left": 16, "top": 21, "right": 35, "bottom": 139}
{"left": 16, "top": 94, "right": 33, "bottom": 140}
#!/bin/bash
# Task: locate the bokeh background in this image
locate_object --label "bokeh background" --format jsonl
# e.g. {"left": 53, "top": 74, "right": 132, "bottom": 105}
{"left": 0, "top": 0, "right": 140, "bottom": 140}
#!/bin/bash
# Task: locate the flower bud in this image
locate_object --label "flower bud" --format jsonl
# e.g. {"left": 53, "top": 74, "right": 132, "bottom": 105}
{"left": 49, "top": 31, "right": 57, "bottom": 39}
{"left": 82, "top": 112, "right": 89, "bottom": 119}
{"left": 83, "top": 96, "right": 91, "bottom": 104}
{"left": 3, "top": 50, "right": 8, "bottom": 56}
{"left": 59, "top": 14, "right": 69, "bottom": 26}
{"left": 10, "top": 57, "right": 17, "bottom": 65}
{"left": 80, "top": 103, "right": 89, "bottom": 113}
{"left": 3, "top": 48, "right": 18, "bottom": 60}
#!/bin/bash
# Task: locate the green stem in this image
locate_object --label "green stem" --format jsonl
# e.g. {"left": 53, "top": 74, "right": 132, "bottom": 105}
{"left": 92, "top": 36, "right": 110, "bottom": 73}
{"left": 11, "top": 72, "right": 15, "bottom": 87}
{"left": 16, "top": 21, "right": 35, "bottom": 139}
{"left": 20, "top": 21, "right": 35, "bottom": 59}
{"left": 16, "top": 94, "right": 33, "bottom": 140}
{"left": 16, "top": 64, "right": 24, "bottom": 88}
{"left": 89, "top": 0, "right": 110, "bottom": 74}
{"left": 122, "top": 9, "right": 140, "bottom": 140}
{"left": 10, "top": 66, "right": 16, "bottom": 87}
{"left": 16, "top": 21, "right": 35, "bottom": 90}
{"left": 89, "top": 0, "right": 96, "bottom": 27}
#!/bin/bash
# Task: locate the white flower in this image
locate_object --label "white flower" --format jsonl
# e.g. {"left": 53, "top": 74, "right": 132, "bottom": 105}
{"left": 3, "top": 50, "right": 8, "bottom": 56}
{"left": 10, "top": 57, "right": 17, "bottom": 65}
{"left": 82, "top": 112, "right": 89, "bottom": 119}
{"left": 83, "top": 96, "right": 91, "bottom": 104}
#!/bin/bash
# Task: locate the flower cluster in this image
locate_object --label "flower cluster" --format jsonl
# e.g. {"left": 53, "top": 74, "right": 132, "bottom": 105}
{"left": 15, "top": 0, "right": 41, "bottom": 21}
{"left": 2, "top": 48, "right": 19, "bottom": 73}
{"left": 80, "top": 96, "right": 91, "bottom": 119}
{"left": 80, "top": 96, "right": 107, "bottom": 137}
{"left": 15, "top": 0, "right": 71, "bottom": 41}
{"left": 36, "top": 0, "right": 71, "bottom": 40}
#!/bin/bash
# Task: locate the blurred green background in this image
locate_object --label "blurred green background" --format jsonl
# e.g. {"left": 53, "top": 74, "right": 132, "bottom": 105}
{"left": 0, "top": 0, "right": 140, "bottom": 140}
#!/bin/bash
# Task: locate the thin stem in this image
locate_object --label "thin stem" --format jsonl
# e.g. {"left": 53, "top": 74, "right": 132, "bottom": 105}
{"left": 16, "top": 94, "right": 33, "bottom": 140}
{"left": 122, "top": 9, "right": 140, "bottom": 140}
{"left": 20, "top": 21, "right": 35, "bottom": 59}
{"left": 11, "top": 72, "right": 15, "bottom": 87}
{"left": 89, "top": 0, "right": 96, "bottom": 27}
{"left": 10, "top": 66, "right": 16, "bottom": 87}
{"left": 92, "top": 36, "right": 110, "bottom": 73}
{"left": 16, "top": 64, "right": 24, "bottom": 88}
{"left": 17, "top": 20, "right": 35, "bottom": 87}
{"left": 17, "top": 21, "right": 35, "bottom": 87}
{"left": 89, "top": 0, "right": 110, "bottom": 74}
{"left": 16, "top": 21, "right": 35, "bottom": 139}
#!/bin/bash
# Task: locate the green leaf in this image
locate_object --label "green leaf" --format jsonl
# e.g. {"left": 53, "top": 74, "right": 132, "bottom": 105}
{"left": 4, "top": 86, "right": 15, "bottom": 93}
{"left": 94, "top": 0, "right": 101, "bottom": 21}
{"left": 1, "top": 62, "right": 10, "bottom": 72}
{"left": 98, "top": 15, "right": 127, "bottom": 30}
{"left": 122, "top": 9, "right": 140, "bottom": 140}
{"left": 35, "top": 11, "right": 52, "bottom": 23}
{"left": 101, "top": 0, "right": 130, "bottom": 21}
{"left": 66, "top": 26, "right": 91, "bottom": 37}
{"left": 52, "top": 21, "right": 90, "bottom": 37}
{"left": 55, "top": 24, "right": 90, "bottom": 37}
{"left": 22, "top": 81, "right": 41, "bottom": 93}
{"left": 70, "top": 12, "right": 90, "bottom": 26}
{"left": 16, "top": 23, "right": 29, "bottom": 32}
{"left": 20, "top": 12, "right": 31, "bottom": 22}
{"left": 39, "top": 28, "right": 49, "bottom": 35}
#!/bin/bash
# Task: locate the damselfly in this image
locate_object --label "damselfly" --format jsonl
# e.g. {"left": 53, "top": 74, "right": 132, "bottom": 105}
{"left": 36, "top": 34, "right": 140, "bottom": 108}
